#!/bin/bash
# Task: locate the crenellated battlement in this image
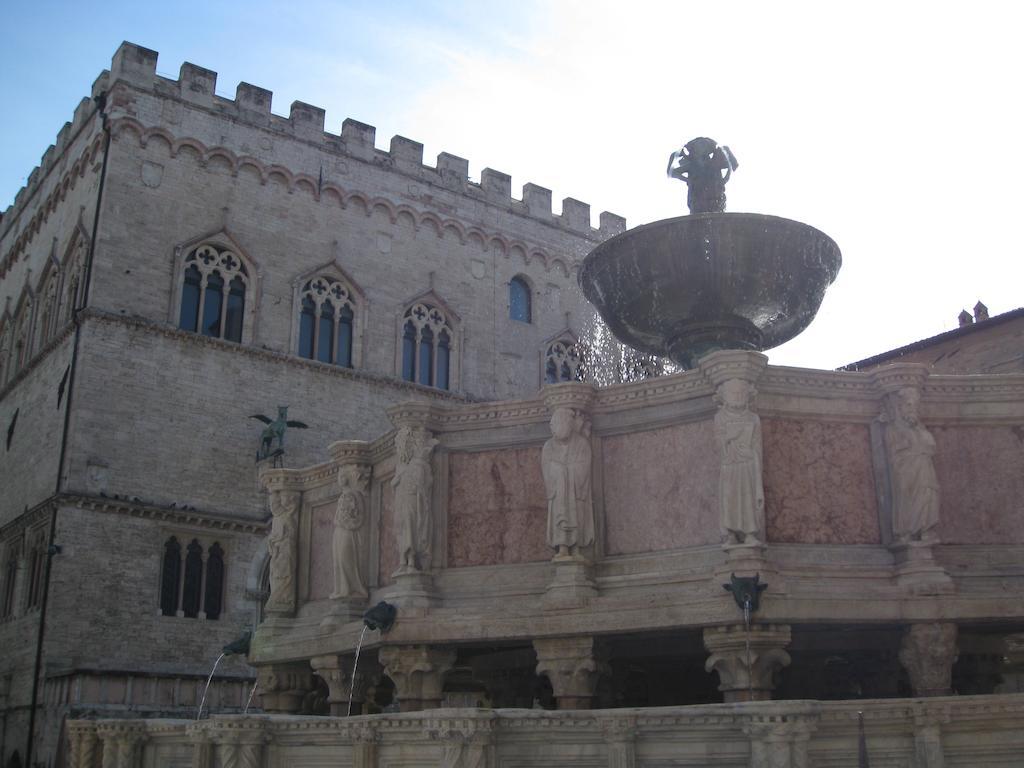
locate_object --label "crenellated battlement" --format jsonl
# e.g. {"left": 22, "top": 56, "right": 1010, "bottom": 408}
{"left": 102, "top": 42, "right": 625, "bottom": 238}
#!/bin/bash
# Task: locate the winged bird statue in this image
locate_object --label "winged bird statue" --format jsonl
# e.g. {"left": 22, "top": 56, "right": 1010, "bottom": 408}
{"left": 250, "top": 405, "right": 308, "bottom": 464}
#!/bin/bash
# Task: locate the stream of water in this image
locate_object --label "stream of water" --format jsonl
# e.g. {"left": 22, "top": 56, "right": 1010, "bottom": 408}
{"left": 743, "top": 600, "right": 752, "bottom": 699}
{"left": 348, "top": 625, "right": 369, "bottom": 716}
{"left": 244, "top": 681, "right": 258, "bottom": 714}
{"left": 196, "top": 652, "right": 225, "bottom": 721}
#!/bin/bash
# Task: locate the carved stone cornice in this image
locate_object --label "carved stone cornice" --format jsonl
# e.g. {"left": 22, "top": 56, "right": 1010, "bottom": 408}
{"left": 328, "top": 439, "right": 373, "bottom": 466}
{"left": 699, "top": 350, "right": 769, "bottom": 388}
{"left": 542, "top": 381, "right": 597, "bottom": 413}
{"left": 871, "top": 363, "right": 930, "bottom": 395}
{"left": 59, "top": 492, "right": 267, "bottom": 534}
{"left": 387, "top": 402, "right": 442, "bottom": 431}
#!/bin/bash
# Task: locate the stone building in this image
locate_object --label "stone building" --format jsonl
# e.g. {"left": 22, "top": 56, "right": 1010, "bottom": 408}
{"left": 0, "top": 42, "right": 624, "bottom": 765}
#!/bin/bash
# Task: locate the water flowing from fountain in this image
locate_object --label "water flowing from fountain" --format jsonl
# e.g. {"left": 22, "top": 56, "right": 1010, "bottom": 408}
{"left": 243, "top": 681, "right": 258, "bottom": 714}
{"left": 196, "top": 652, "right": 225, "bottom": 720}
{"left": 348, "top": 624, "right": 368, "bottom": 716}
{"left": 743, "top": 599, "right": 752, "bottom": 700}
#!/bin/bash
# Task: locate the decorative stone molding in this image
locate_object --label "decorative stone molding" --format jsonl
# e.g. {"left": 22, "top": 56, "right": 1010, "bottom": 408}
{"left": 742, "top": 709, "right": 818, "bottom": 768}
{"left": 541, "top": 380, "right": 597, "bottom": 413}
{"left": 601, "top": 716, "right": 638, "bottom": 768}
{"left": 871, "top": 363, "right": 931, "bottom": 396}
{"left": 209, "top": 716, "right": 270, "bottom": 768}
{"left": 704, "top": 624, "right": 792, "bottom": 702}
{"left": 67, "top": 721, "right": 100, "bottom": 768}
{"left": 899, "top": 623, "right": 958, "bottom": 697}
{"left": 59, "top": 491, "right": 268, "bottom": 534}
{"left": 699, "top": 349, "right": 769, "bottom": 389}
{"left": 912, "top": 706, "right": 950, "bottom": 768}
{"left": 256, "top": 662, "right": 314, "bottom": 714}
{"left": 379, "top": 645, "right": 456, "bottom": 711}
{"left": 428, "top": 716, "right": 497, "bottom": 768}
{"left": 95, "top": 722, "right": 147, "bottom": 768}
{"left": 533, "top": 636, "right": 608, "bottom": 710}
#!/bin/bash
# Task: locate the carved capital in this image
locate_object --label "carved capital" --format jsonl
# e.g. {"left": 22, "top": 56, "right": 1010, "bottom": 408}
{"left": 703, "top": 624, "right": 791, "bottom": 702}
{"left": 329, "top": 439, "right": 373, "bottom": 466}
{"left": 379, "top": 645, "right": 456, "bottom": 711}
{"left": 871, "top": 363, "right": 930, "bottom": 396}
{"left": 699, "top": 349, "right": 768, "bottom": 388}
{"left": 533, "top": 636, "right": 607, "bottom": 709}
{"left": 900, "top": 623, "right": 958, "bottom": 696}
{"left": 387, "top": 401, "right": 440, "bottom": 430}
{"left": 255, "top": 662, "right": 313, "bottom": 713}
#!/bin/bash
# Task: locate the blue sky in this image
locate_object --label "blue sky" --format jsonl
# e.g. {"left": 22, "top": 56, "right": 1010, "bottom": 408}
{"left": 3, "top": 1, "right": 1024, "bottom": 368}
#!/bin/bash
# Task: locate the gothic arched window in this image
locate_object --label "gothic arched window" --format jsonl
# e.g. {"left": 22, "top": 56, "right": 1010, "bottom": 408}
{"left": 24, "top": 531, "right": 46, "bottom": 611}
{"left": 401, "top": 301, "right": 455, "bottom": 390}
{"left": 544, "top": 339, "right": 586, "bottom": 384}
{"left": 1, "top": 546, "right": 18, "bottom": 619}
{"left": 12, "top": 301, "right": 32, "bottom": 374}
{"left": 509, "top": 276, "right": 532, "bottom": 323}
{"left": 160, "top": 537, "right": 182, "bottom": 617}
{"left": 60, "top": 235, "right": 87, "bottom": 327}
{"left": 178, "top": 244, "right": 249, "bottom": 343}
{"left": 297, "top": 275, "right": 356, "bottom": 367}
{"left": 35, "top": 269, "right": 61, "bottom": 349}
{"left": 204, "top": 543, "right": 225, "bottom": 620}
{"left": 181, "top": 539, "right": 204, "bottom": 618}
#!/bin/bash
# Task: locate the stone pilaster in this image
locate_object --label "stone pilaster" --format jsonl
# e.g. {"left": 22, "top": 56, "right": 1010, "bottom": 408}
{"left": 899, "top": 623, "right": 958, "bottom": 697}
{"left": 186, "top": 723, "right": 213, "bottom": 768}
{"left": 211, "top": 718, "right": 268, "bottom": 768}
{"left": 435, "top": 717, "right": 497, "bottom": 768}
{"left": 255, "top": 662, "right": 314, "bottom": 713}
{"left": 351, "top": 722, "right": 379, "bottom": 768}
{"left": 534, "top": 636, "right": 607, "bottom": 710}
{"left": 742, "top": 709, "right": 818, "bottom": 768}
{"left": 67, "top": 721, "right": 100, "bottom": 768}
{"left": 912, "top": 707, "right": 950, "bottom": 768}
{"left": 601, "top": 716, "right": 638, "bottom": 768}
{"left": 379, "top": 645, "right": 456, "bottom": 711}
{"left": 96, "top": 722, "right": 146, "bottom": 768}
{"left": 703, "top": 624, "right": 791, "bottom": 702}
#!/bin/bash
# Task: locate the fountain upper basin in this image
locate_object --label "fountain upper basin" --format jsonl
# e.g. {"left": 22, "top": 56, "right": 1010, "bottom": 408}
{"left": 578, "top": 212, "right": 842, "bottom": 368}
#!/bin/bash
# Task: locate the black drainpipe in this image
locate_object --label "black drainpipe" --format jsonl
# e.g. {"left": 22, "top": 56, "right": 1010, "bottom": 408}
{"left": 24, "top": 89, "right": 110, "bottom": 768}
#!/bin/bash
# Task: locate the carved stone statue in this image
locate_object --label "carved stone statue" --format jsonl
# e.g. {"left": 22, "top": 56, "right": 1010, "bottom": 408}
{"left": 541, "top": 407, "right": 595, "bottom": 558}
{"left": 667, "top": 137, "right": 738, "bottom": 214}
{"left": 883, "top": 387, "right": 941, "bottom": 544}
{"left": 266, "top": 489, "right": 300, "bottom": 612}
{"left": 714, "top": 379, "right": 765, "bottom": 546}
{"left": 332, "top": 464, "right": 369, "bottom": 599}
{"left": 392, "top": 427, "right": 438, "bottom": 572}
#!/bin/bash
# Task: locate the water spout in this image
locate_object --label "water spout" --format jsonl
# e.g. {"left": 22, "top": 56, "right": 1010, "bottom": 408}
{"left": 196, "top": 652, "right": 225, "bottom": 721}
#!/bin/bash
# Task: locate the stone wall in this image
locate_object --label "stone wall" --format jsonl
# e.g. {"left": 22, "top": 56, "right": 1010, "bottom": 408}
{"left": 67, "top": 694, "right": 1024, "bottom": 768}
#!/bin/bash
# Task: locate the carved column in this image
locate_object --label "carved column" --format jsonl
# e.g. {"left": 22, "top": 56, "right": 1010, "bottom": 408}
{"left": 540, "top": 382, "right": 599, "bottom": 608}
{"left": 699, "top": 351, "right": 770, "bottom": 573}
{"left": 255, "top": 662, "right": 314, "bottom": 713}
{"left": 912, "top": 708, "right": 950, "bottom": 768}
{"left": 742, "top": 711, "right": 818, "bottom": 768}
{"left": 387, "top": 403, "right": 441, "bottom": 605}
{"left": 351, "top": 723, "right": 379, "bottom": 768}
{"left": 601, "top": 716, "right": 638, "bottom": 768}
{"left": 260, "top": 473, "right": 303, "bottom": 616}
{"left": 534, "top": 636, "right": 607, "bottom": 710}
{"left": 322, "top": 440, "right": 373, "bottom": 626}
{"left": 899, "top": 623, "right": 958, "bottom": 697}
{"left": 379, "top": 645, "right": 456, "bottom": 711}
{"left": 703, "top": 624, "right": 791, "bottom": 702}
{"left": 872, "top": 366, "right": 953, "bottom": 595}
{"left": 437, "top": 717, "right": 496, "bottom": 768}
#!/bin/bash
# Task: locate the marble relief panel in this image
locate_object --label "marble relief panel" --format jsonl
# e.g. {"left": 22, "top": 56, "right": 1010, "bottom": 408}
{"left": 447, "top": 447, "right": 549, "bottom": 567}
{"left": 603, "top": 421, "right": 720, "bottom": 555}
{"left": 933, "top": 425, "right": 1024, "bottom": 544}
{"left": 308, "top": 501, "right": 335, "bottom": 600}
{"left": 377, "top": 480, "right": 397, "bottom": 585}
{"left": 762, "top": 418, "right": 880, "bottom": 544}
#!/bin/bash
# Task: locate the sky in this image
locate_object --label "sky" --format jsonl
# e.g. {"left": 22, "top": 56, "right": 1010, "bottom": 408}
{"left": 2, "top": 0, "right": 1022, "bottom": 369}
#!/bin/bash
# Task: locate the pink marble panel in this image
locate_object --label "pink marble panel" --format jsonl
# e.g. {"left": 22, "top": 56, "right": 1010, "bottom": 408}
{"left": 378, "top": 481, "right": 397, "bottom": 585}
{"left": 762, "top": 419, "right": 880, "bottom": 544}
{"left": 308, "top": 501, "right": 335, "bottom": 601}
{"left": 934, "top": 425, "right": 1024, "bottom": 544}
{"left": 447, "top": 447, "right": 550, "bottom": 567}
{"left": 603, "top": 421, "right": 720, "bottom": 555}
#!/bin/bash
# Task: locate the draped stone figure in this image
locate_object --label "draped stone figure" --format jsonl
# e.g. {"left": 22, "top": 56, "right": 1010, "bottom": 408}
{"left": 884, "top": 387, "right": 941, "bottom": 543}
{"left": 542, "top": 407, "right": 595, "bottom": 558}
{"left": 332, "top": 464, "right": 369, "bottom": 599}
{"left": 392, "top": 426, "right": 438, "bottom": 572}
{"left": 713, "top": 379, "right": 765, "bottom": 545}
{"left": 266, "top": 489, "right": 300, "bottom": 612}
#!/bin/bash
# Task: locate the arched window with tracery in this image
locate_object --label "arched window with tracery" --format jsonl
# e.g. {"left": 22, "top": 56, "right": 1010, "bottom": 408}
{"left": 544, "top": 338, "right": 586, "bottom": 384}
{"left": 297, "top": 275, "right": 356, "bottom": 367}
{"left": 204, "top": 543, "right": 225, "bottom": 620}
{"left": 60, "top": 235, "right": 87, "bottom": 327}
{"left": 11, "top": 301, "right": 32, "bottom": 374}
{"left": 160, "top": 537, "right": 182, "bottom": 616}
{"left": 1, "top": 545, "right": 18, "bottom": 619}
{"left": 509, "top": 276, "right": 532, "bottom": 323}
{"left": 401, "top": 301, "right": 455, "bottom": 390}
{"left": 178, "top": 244, "right": 249, "bottom": 343}
{"left": 24, "top": 531, "right": 46, "bottom": 611}
{"left": 35, "top": 269, "right": 60, "bottom": 349}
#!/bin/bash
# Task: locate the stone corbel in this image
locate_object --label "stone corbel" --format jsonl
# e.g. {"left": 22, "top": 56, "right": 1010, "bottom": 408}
{"left": 379, "top": 645, "right": 457, "bottom": 711}
{"left": 703, "top": 623, "right": 791, "bottom": 702}
{"left": 533, "top": 636, "right": 608, "bottom": 710}
{"left": 899, "top": 623, "right": 958, "bottom": 697}
{"left": 255, "top": 662, "right": 314, "bottom": 714}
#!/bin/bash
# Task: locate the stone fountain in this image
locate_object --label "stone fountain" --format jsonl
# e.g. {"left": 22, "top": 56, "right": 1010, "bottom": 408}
{"left": 579, "top": 137, "right": 842, "bottom": 367}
